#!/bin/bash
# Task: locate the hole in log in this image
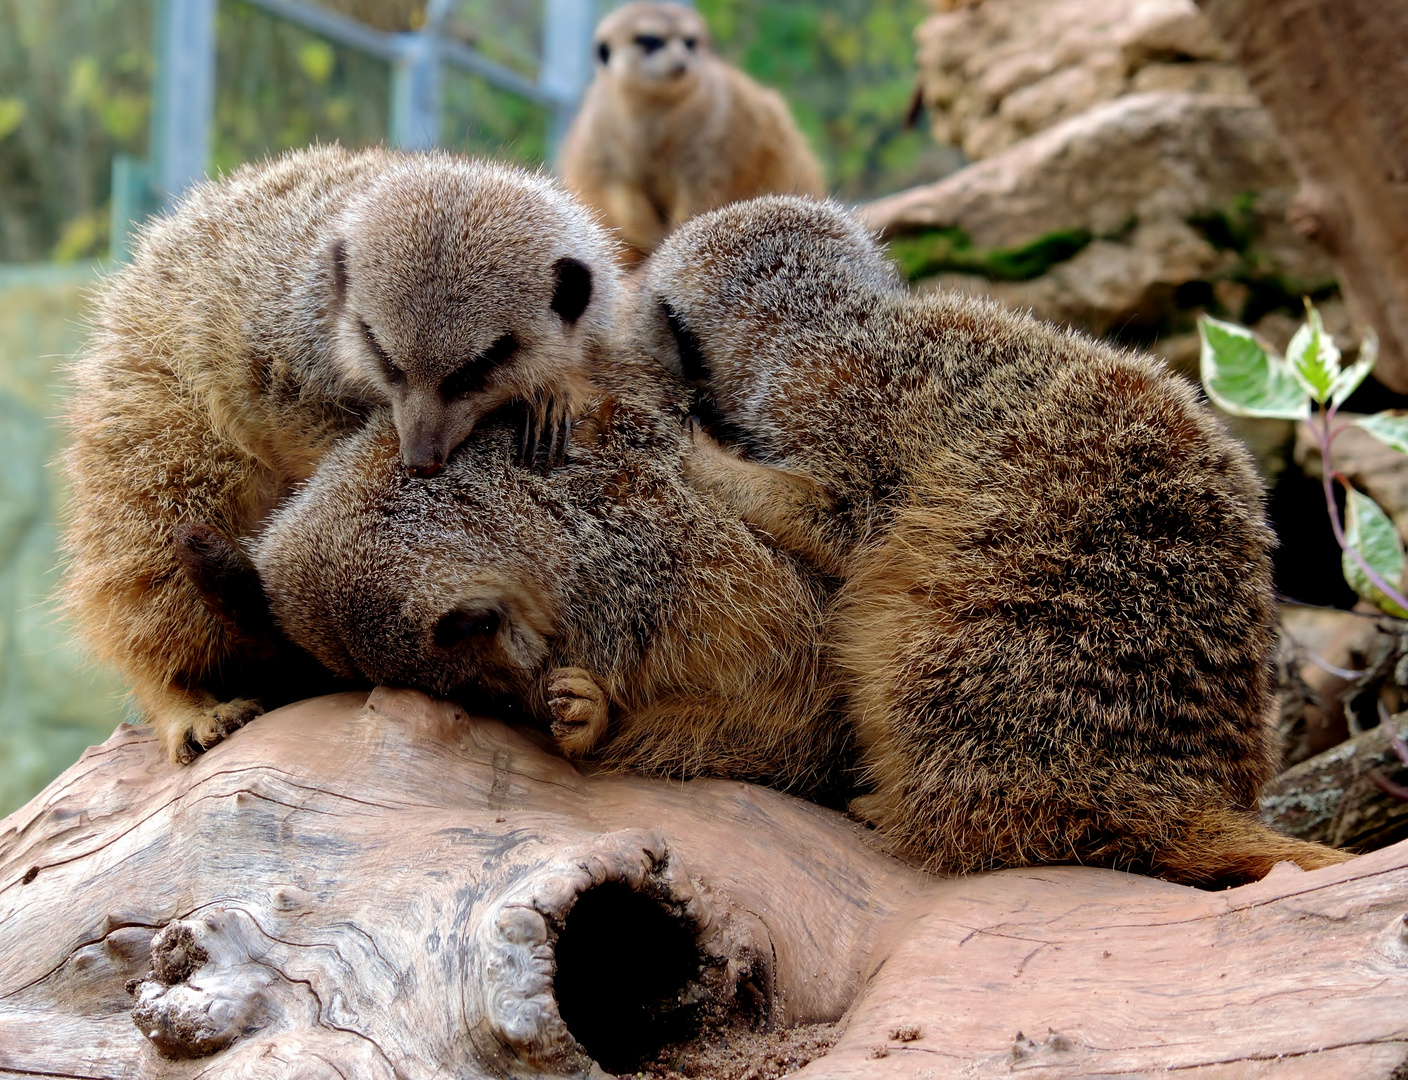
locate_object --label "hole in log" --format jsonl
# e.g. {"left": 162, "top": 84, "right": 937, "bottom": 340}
{"left": 553, "top": 881, "right": 702, "bottom": 1073}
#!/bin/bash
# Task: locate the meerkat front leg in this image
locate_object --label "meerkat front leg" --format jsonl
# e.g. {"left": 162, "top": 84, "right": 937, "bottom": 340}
{"left": 138, "top": 682, "right": 265, "bottom": 765}
{"left": 546, "top": 667, "right": 611, "bottom": 758}
{"left": 599, "top": 183, "right": 670, "bottom": 257}
{"left": 683, "top": 421, "right": 847, "bottom": 577}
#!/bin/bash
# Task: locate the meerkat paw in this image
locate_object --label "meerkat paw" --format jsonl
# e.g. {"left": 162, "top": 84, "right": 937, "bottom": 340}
{"left": 847, "top": 792, "right": 889, "bottom": 828}
{"left": 518, "top": 397, "right": 574, "bottom": 474}
{"left": 547, "top": 667, "right": 610, "bottom": 757}
{"left": 177, "top": 697, "right": 265, "bottom": 763}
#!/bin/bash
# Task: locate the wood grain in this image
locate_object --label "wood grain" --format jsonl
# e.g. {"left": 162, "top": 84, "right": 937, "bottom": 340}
{"left": 2, "top": 689, "right": 1406, "bottom": 1077}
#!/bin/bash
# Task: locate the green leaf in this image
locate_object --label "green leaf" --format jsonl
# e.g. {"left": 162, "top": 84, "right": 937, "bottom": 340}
{"left": 296, "top": 41, "right": 335, "bottom": 86}
{"left": 0, "top": 97, "right": 24, "bottom": 140}
{"left": 1342, "top": 487, "right": 1408, "bottom": 618}
{"left": 1198, "top": 315, "right": 1309, "bottom": 420}
{"left": 1330, "top": 327, "right": 1379, "bottom": 409}
{"left": 1287, "top": 303, "right": 1341, "bottom": 404}
{"left": 1354, "top": 406, "right": 1408, "bottom": 454}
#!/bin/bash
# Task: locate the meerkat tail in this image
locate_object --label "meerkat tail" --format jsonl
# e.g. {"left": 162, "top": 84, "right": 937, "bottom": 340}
{"left": 1150, "top": 807, "right": 1353, "bottom": 887}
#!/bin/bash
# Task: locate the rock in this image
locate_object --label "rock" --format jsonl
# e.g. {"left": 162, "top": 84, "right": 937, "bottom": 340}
{"left": 866, "top": 93, "right": 1293, "bottom": 249}
{"left": 915, "top": 0, "right": 1245, "bottom": 159}
{"left": 868, "top": 93, "right": 1337, "bottom": 356}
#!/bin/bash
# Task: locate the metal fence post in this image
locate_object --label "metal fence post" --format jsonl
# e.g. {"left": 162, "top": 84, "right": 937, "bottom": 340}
{"left": 390, "top": 0, "right": 456, "bottom": 149}
{"left": 150, "top": 0, "right": 217, "bottom": 205}
{"left": 540, "top": 0, "right": 596, "bottom": 161}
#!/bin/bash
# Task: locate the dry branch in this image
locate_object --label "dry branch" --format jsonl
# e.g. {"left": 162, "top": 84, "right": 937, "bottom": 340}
{"left": 3, "top": 689, "right": 1408, "bottom": 1077}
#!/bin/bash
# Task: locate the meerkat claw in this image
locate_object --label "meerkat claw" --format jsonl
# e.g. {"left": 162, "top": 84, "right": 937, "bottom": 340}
{"left": 542, "top": 397, "right": 563, "bottom": 473}
{"left": 547, "top": 667, "right": 610, "bottom": 757}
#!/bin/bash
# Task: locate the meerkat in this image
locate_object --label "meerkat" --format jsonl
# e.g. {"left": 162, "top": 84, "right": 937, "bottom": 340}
{"left": 634, "top": 196, "right": 1350, "bottom": 886}
{"left": 63, "top": 144, "right": 621, "bottom": 763}
{"left": 250, "top": 350, "right": 846, "bottom": 794}
{"left": 559, "top": 1, "right": 826, "bottom": 261}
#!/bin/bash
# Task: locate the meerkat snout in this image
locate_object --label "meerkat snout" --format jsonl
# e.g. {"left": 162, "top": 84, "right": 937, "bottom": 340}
{"left": 324, "top": 163, "right": 619, "bottom": 478}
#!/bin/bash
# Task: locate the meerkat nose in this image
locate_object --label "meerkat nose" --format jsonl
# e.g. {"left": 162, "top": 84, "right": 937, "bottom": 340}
{"left": 405, "top": 460, "right": 444, "bottom": 479}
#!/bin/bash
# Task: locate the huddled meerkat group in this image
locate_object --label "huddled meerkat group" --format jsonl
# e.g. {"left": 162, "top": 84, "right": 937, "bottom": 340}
{"left": 61, "top": 6, "right": 1351, "bottom": 886}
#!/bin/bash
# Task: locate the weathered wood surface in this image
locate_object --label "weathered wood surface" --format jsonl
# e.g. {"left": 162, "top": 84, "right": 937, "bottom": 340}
{"left": 2, "top": 689, "right": 1407, "bottom": 1078}
{"left": 1196, "top": 0, "right": 1408, "bottom": 392}
{"left": 1263, "top": 716, "right": 1408, "bottom": 853}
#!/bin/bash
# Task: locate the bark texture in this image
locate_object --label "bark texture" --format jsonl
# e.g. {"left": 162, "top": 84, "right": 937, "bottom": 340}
{"left": 1196, "top": 0, "right": 1408, "bottom": 391}
{"left": 2, "top": 689, "right": 1408, "bottom": 1077}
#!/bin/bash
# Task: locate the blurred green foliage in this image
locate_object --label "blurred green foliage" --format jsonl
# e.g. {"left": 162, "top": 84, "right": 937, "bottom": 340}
{"left": 0, "top": 0, "right": 941, "bottom": 263}
{"left": 0, "top": 0, "right": 154, "bottom": 263}
{"left": 699, "top": 0, "right": 940, "bottom": 200}
{"left": 212, "top": 0, "right": 390, "bottom": 176}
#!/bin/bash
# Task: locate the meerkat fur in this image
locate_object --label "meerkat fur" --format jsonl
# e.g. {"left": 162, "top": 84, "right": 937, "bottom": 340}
{"left": 560, "top": 1, "right": 826, "bottom": 261}
{"left": 252, "top": 351, "right": 846, "bottom": 793}
{"left": 638, "top": 196, "right": 1350, "bottom": 885}
{"left": 62, "top": 144, "right": 621, "bottom": 763}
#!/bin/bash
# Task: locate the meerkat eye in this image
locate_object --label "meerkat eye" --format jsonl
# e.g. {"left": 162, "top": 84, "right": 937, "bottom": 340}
{"left": 360, "top": 320, "right": 404, "bottom": 387}
{"left": 596, "top": 41, "right": 610, "bottom": 64}
{"left": 441, "top": 334, "right": 518, "bottom": 401}
{"left": 683, "top": 37, "right": 698, "bottom": 51}
{"left": 434, "top": 607, "right": 501, "bottom": 650}
{"left": 660, "top": 300, "right": 709, "bottom": 381}
{"left": 635, "top": 34, "right": 665, "bottom": 54}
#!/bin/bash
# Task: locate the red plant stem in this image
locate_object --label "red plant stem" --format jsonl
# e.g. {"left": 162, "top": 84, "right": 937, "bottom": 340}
{"left": 1318, "top": 405, "right": 1408, "bottom": 615}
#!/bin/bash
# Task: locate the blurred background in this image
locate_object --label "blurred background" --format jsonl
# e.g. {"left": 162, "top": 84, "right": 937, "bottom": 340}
{"left": 0, "top": 0, "right": 1402, "bottom": 827}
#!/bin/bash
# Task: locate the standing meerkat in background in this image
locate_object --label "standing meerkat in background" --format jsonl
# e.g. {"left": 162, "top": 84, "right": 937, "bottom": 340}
{"left": 63, "top": 145, "right": 620, "bottom": 763}
{"left": 635, "top": 196, "right": 1350, "bottom": 886}
{"left": 251, "top": 352, "right": 846, "bottom": 794}
{"left": 559, "top": 1, "right": 826, "bottom": 261}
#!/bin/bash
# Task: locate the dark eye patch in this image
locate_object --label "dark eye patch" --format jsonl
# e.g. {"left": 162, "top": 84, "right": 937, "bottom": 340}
{"left": 660, "top": 300, "right": 708, "bottom": 382}
{"left": 434, "top": 607, "right": 501, "bottom": 649}
{"left": 597, "top": 40, "right": 610, "bottom": 64}
{"left": 551, "top": 257, "right": 594, "bottom": 325}
{"left": 683, "top": 37, "right": 698, "bottom": 51}
{"left": 361, "top": 320, "right": 404, "bottom": 386}
{"left": 634, "top": 33, "right": 665, "bottom": 53}
{"left": 441, "top": 333, "right": 518, "bottom": 401}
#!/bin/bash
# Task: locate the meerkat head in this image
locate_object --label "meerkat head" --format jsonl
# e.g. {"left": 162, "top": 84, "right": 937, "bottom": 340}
{"left": 325, "top": 156, "right": 621, "bottom": 478}
{"left": 636, "top": 196, "right": 902, "bottom": 405}
{"left": 593, "top": 1, "right": 711, "bottom": 100}
{"left": 254, "top": 414, "right": 570, "bottom": 701}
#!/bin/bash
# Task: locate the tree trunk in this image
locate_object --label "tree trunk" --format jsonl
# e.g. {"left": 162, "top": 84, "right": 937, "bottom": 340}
{"left": 1195, "top": 0, "right": 1408, "bottom": 392}
{"left": 3, "top": 688, "right": 1408, "bottom": 1078}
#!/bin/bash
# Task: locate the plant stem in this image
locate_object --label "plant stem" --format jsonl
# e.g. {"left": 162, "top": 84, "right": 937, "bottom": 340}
{"left": 1318, "top": 406, "right": 1408, "bottom": 615}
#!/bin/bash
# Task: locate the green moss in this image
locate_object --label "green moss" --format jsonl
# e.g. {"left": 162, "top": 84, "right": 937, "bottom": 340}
{"left": 885, "top": 226, "right": 1093, "bottom": 283}
{"left": 1188, "top": 191, "right": 1260, "bottom": 254}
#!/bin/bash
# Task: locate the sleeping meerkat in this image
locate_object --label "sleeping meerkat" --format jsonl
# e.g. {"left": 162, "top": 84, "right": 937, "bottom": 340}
{"left": 633, "top": 195, "right": 1350, "bottom": 886}
{"left": 62, "top": 144, "right": 620, "bottom": 763}
{"left": 559, "top": 1, "right": 826, "bottom": 261}
{"left": 251, "top": 352, "right": 846, "bottom": 794}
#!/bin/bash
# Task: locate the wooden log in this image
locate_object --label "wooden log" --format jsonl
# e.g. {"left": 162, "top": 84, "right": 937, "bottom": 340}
{"left": 1263, "top": 714, "right": 1408, "bottom": 852}
{"left": 1195, "top": 0, "right": 1408, "bottom": 392}
{"left": 2, "top": 689, "right": 1407, "bottom": 1078}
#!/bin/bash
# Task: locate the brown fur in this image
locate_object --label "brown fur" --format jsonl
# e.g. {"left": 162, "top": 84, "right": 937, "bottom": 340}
{"left": 560, "top": 1, "right": 826, "bottom": 261}
{"left": 62, "top": 145, "right": 620, "bottom": 762}
{"left": 636, "top": 196, "right": 1350, "bottom": 885}
{"left": 252, "top": 352, "right": 846, "bottom": 794}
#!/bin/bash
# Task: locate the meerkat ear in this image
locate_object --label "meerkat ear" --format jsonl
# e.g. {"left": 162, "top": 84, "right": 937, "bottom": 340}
{"left": 596, "top": 40, "right": 610, "bottom": 65}
{"left": 551, "top": 257, "right": 594, "bottom": 325}
{"left": 327, "top": 237, "right": 350, "bottom": 310}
